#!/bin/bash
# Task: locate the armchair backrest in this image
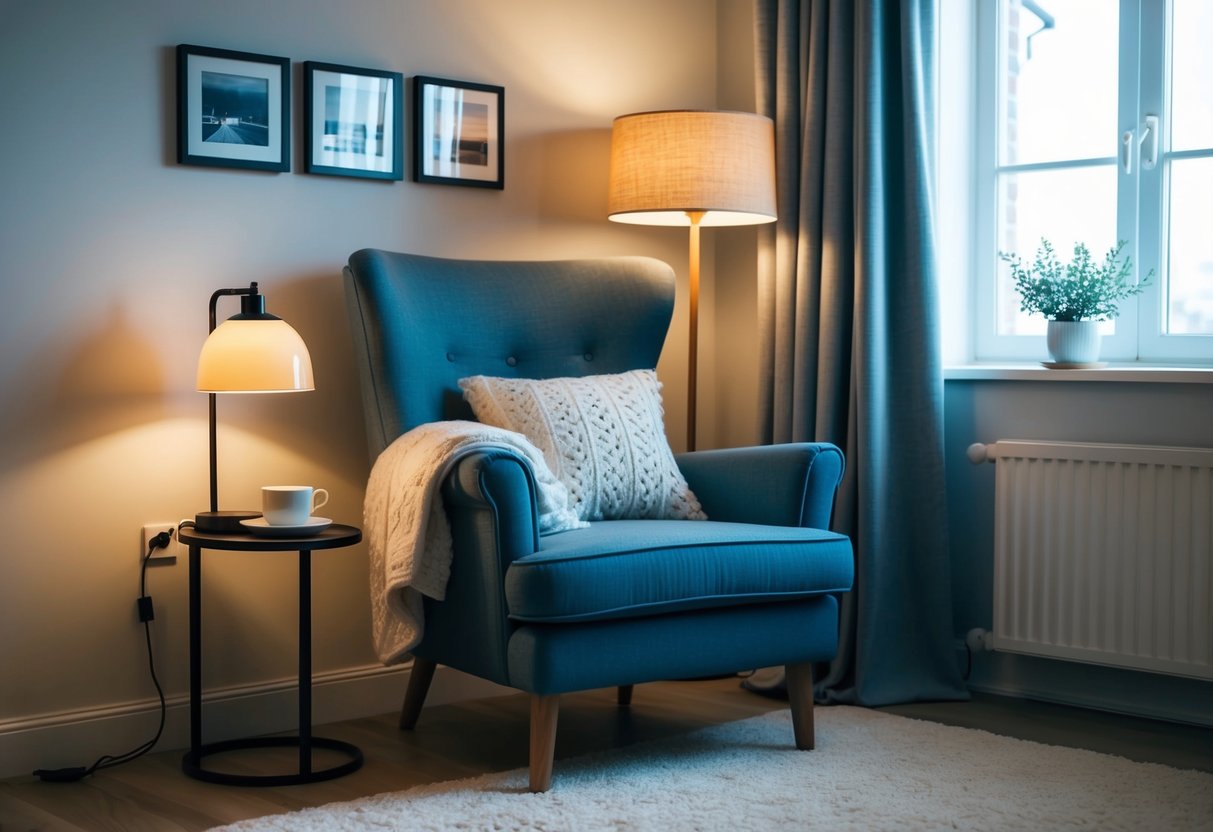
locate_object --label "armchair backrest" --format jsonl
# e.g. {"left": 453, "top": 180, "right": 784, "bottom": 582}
{"left": 344, "top": 249, "right": 675, "bottom": 461}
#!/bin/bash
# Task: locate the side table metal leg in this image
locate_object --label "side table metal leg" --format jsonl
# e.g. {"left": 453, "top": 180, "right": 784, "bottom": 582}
{"left": 299, "top": 548, "right": 312, "bottom": 776}
{"left": 188, "top": 544, "right": 202, "bottom": 765}
{"left": 178, "top": 527, "right": 363, "bottom": 786}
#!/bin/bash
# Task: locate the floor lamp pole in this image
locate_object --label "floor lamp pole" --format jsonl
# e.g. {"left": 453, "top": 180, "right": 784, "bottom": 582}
{"left": 686, "top": 211, "right": 704, "bottom": 453}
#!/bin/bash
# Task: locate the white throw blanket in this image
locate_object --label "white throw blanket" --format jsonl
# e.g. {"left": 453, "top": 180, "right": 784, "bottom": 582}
{"left": 365, "top": 420, "right": 585, "bottom": 665}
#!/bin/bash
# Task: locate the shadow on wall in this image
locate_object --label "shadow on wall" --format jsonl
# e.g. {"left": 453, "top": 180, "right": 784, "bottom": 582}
{"left": 526, "top": 128, "right": 612, "bottom": 222}
{"left": 391, "top": 128, "right": 620, "bottom": 258}
{"left": 209, "top": 270, "right": 372, "bottom": 481}
{"left": 0, "top": 272, "right": 370, "bottom": 483}
{"left": 159, "top": 45, "right": 175, "bottom": 168}
{"left": 0, "top": 303, "right": 171, "bottom": 475}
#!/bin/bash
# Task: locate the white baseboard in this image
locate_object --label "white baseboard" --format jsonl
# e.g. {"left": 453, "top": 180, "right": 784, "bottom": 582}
{"left": 0, "top": 662, "right": 513, "bottom": 780}
{"left": 964, "top": 678, "right": 1213, "bottom": 729}
{"left": 954, "top": 640, "right": 1213, "bottom": 729}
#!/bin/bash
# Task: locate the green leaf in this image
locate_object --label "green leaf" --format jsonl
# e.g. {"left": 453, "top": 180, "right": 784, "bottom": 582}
{"left": 997, "top": 238, "right": 1151, "bottom": 321}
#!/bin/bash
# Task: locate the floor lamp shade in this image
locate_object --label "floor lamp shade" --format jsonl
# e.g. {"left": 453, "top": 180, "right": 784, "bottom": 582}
{"left": 607, "top": 110, "right": 777, "bottom": 227}
{"left": 607, "top": 110, "right": 776, "bottom": 451}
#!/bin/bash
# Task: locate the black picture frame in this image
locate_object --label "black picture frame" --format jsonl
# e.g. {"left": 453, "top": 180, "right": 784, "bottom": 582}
{"left": 413, "top": 75, "right": 504, "bottom": 189}
{"left": 304, "top": 62, "right": 403, "bottom": 180}
{"left": 176, "top": 44, "right": 290, "bottom": 172}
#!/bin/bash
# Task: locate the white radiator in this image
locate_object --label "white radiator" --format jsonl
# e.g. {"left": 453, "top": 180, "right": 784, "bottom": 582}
{"left": 969, "top": 440, "right": 1213, "bottom": 680}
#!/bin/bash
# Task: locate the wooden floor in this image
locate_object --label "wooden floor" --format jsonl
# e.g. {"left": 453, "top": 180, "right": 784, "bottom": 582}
{"left": 2, "top": 678, "right": 1210, "bottom": 831}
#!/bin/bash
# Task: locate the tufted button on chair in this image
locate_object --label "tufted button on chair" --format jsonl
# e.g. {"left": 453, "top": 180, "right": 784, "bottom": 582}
{"left": 343, "top": 249, "right": 853, "bottom": 792}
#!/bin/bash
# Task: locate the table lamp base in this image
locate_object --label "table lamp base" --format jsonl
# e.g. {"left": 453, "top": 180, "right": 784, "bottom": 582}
{"left": 195, "top": 510, "right": 261, "bottom": 534}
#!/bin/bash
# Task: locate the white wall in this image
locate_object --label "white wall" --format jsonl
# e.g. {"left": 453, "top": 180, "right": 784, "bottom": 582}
{"left": 0, "top": 0, "right": 728, "bottom": 776}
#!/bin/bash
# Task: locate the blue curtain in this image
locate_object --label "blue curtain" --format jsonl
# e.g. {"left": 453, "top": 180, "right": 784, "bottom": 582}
{"left": 753, "top": 0, "right": 967, "bottom": 705}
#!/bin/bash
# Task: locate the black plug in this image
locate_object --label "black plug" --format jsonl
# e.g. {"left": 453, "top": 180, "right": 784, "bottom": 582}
{"left": 138, "top": 530, "right": 170, "bottom": 622}
{"left": 33, "top": 766, "right": 89, "bottom": 782}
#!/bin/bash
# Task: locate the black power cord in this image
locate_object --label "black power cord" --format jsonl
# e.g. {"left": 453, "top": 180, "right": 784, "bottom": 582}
{"left": 32, "top": 531, "right": 172, "bottom": 782}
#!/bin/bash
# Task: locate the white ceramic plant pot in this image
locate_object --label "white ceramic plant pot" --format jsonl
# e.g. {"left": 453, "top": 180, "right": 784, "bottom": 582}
{"left": 1046, "top": 320, "right": 1101, "bottom": 364}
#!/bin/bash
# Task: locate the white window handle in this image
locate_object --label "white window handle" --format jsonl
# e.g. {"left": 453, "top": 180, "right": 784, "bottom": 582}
{"left": 1121, "top": 115, "right": 1160, "bottom": 174}
{"left": 1140, "top": 114, "right": 1159, "bottom": 170}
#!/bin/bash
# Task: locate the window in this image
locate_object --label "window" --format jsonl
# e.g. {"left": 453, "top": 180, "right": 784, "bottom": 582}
{"left": 973, "top": 0, "right": 1213, "bottom": 363}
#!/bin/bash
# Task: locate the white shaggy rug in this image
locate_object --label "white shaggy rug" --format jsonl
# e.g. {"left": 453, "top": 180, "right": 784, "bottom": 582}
{"left": 209, "top": 706, "right": 1213, "bottom": 831}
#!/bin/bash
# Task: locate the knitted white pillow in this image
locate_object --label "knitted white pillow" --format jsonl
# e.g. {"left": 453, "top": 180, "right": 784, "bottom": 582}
{"left": 458, "top": 369, "right": 706, "bottom": 522}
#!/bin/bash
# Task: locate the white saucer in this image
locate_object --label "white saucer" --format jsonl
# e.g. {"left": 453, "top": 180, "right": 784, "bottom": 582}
{"left": 240, "top": 516, "right": 332, "bottom": 537}
{"left": 1041, "top": 361, "right": 1108, "bottom": 370}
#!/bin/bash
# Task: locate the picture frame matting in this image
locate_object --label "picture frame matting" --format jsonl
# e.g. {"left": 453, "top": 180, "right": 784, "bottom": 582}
{"left": 413, "top": 75, "right": 505, "bottom": 189}
{"left": 176, "top": 44, "right": 290, "bottom": 172}
{"left": 304, "top": 61, "right": 403, "bottom": 180}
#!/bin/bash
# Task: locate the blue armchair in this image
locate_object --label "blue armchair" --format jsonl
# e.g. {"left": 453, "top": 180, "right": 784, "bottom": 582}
{"left": 344, "top": 249, "right": 853, "bottom": 791}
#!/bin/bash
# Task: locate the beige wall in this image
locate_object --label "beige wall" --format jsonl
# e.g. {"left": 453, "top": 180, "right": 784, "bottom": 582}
{"left": 4, "top": 0, "right": 1204, "bottom": 778}
{"left": 0, "top": 0, "right": 752, "bottom": 760}
{"left": 711, "top": 0, "right": 763, "bottom": 448}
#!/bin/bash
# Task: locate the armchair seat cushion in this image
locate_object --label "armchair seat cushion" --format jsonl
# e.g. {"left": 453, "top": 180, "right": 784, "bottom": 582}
{"left": 504, "top": 519, "right": 853, "bottom": 623}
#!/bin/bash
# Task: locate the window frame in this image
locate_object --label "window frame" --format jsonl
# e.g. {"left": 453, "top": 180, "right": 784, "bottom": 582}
{"left": 965, "top": 0, "right": 1213, "bottom": 366}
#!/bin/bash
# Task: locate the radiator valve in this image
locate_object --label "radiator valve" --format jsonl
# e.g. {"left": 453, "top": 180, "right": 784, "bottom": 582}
{"left": 965, "top": 627, "right": 994, "bottom": 652}
{"left": 966, "top": 443, "right": 993, "bottom": 464}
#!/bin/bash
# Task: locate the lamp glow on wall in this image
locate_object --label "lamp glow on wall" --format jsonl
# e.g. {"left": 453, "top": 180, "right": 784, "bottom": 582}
{"left": 607, "top": 110, "right": 776, "bottom": 451}
{"left": 195, "top": 283, "right": 314, "bottom": 532}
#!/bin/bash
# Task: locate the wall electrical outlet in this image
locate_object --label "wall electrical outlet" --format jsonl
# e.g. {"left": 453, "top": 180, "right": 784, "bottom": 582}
{"left": 141, "top": 523, "right": 181, "bottom": 562}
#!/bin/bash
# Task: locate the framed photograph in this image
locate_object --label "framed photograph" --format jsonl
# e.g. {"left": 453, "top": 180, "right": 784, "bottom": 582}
{"left": 304, "top": 62, "right": 403, "bottom": 180}
{"left": 176, "top": 44, "right": 290, "bottom": 172}
{"left": 413, "top": 75, "right": 504, "bottom": 189}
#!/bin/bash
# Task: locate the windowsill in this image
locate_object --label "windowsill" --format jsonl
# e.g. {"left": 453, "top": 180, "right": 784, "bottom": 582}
{"left": 944, "top": 363, "right": 1213, "bottom": 383}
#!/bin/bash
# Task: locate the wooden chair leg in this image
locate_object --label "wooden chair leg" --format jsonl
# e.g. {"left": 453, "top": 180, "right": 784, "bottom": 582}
{"left": 617, "top": 684, "right": 634, "bottom": 707}
{"left": 785, "top": 662, "right": 816, "bottom": 750}
{"left": 529, "top": 694, "right": 560, "bottom": 793}
{"left": 398, "top": 657, "right": 437, "bottom": 730}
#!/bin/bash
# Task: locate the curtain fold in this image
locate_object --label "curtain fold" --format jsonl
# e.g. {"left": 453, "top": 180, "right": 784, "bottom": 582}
{"left": 754, "top": 0, "right": 967, "bottom": 706}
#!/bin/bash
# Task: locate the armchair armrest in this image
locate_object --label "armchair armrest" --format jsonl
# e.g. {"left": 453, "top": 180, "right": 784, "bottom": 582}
{"left": 418, "top": 449, "right": 541, "bottom": 685}
{"left": 442, "top": 448, "right": 542, "bottom": 561}
{"left": 675, "top": 443, "right": 845, "bottom": 529}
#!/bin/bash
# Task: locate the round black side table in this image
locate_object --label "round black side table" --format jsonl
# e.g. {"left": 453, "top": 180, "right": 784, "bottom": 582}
{"left": 178, "top": 523, "right": 364, "bottom": 787}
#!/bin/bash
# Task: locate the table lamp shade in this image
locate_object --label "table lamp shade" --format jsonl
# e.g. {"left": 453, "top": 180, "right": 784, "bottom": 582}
{"left": 607, "top": 110, "right": 777, "bottom": 227}
{"left": 197, "top": 316, "right": 314, "bottom": 393}
{"left": 195, "top": 285, "right": 314, "bottom": 532}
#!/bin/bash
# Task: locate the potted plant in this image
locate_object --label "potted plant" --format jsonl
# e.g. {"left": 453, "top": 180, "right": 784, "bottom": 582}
{"left": 999, "top": 239, "right": 1150, "bottom": 365}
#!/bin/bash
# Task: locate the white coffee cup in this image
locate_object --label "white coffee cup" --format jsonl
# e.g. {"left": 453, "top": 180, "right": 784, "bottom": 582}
{"left": 261, "top": 485, "right": 329, "bottom": 526}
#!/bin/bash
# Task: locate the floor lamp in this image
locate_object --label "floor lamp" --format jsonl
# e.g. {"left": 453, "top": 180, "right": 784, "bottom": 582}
{"left": 195, "top": 282, "right": 314, "bottom": 532}
{"left": 607, "top": 110, "right": 776, "bottom": 451}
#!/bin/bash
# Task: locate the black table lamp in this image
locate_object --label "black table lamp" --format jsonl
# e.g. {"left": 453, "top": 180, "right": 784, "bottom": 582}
{"left": 194, "top": 283, "right": 314, "bottom": 532}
